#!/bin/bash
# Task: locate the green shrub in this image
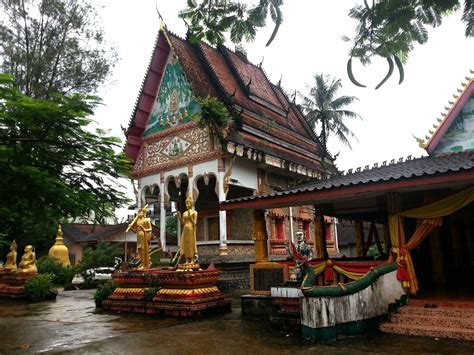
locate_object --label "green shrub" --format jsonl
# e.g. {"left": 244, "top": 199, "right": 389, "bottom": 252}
{"left": 143, "top": 287, "right": 158, "bottom": 301}
{"left": 93, "top": 281, "right": 117, "bottom": 307}
{"left": 80, "top": 242, "right": 122, "bottom": 272}
{"left": 24, "top": 273, "right": 57, "bottom": 302}
{"left": 37, "top": 255, "right": 76, "bottom": 285}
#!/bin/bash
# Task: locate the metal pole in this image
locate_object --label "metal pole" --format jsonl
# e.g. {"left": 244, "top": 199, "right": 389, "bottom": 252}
{"left": 289, "top": 207, "right": 294, "bottom": 243}
{"left": 124, "top": 230, "right": 128, "bottom": 261}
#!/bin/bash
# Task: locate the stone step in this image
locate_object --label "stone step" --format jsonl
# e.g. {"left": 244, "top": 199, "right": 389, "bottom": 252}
{"left": 407, "top": 299, "right": 474, "bottom": 309}
{"left": 390, "top": 313, "right": 474, "bottom": 330}
{"left": 380, "top": 322, "right": 474, "bottom": 341}
{"left": 398, "top": 305, "right": 474, "bottom": 318}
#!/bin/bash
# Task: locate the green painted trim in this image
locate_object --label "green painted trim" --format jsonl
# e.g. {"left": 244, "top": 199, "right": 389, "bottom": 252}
{"left": 301, "top": 315, "right": 387, "bottom": 341}
{"left": 301, "top": 263, "right": 397, "bottom": 297}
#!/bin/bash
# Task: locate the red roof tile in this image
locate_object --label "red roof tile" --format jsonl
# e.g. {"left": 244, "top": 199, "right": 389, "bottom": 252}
{"left": 125, "top": 29, "right": 334, "bottom": 175}
{"left": 220, "top": 46, "right": 285, "bottom": 111}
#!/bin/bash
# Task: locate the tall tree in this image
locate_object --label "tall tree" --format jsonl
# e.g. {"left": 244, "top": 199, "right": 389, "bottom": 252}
{"left": 299, "top": 74, "right": 360, "bottom": 153}
{"left": 0, "top": 75, "right": 130, "bottom": 251}
{"left": 0, "top": 0, "right": 116, "bottom": 98}
{"left": 345, "top": 0, "right": 473, "bottom": 88}
{"left": 180, "top": 1, "right": 472, "bottom": 84}
{"left": 180, "top": 0, "right": 283, "bottom": 46}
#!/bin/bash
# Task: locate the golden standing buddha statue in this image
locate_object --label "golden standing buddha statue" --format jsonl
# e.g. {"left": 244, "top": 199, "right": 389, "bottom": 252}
{"left": 127, "top": 206, "right": 152, "bottom": 269}
{"left": 18, "top": 245, "right": 37, "bottom": 273}
{"left": 176, "top": 195, "right": 198, "bottom": 269}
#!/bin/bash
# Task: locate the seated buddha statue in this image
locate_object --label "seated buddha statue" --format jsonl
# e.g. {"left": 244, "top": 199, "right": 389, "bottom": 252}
{"left": 18, "top": 245, "right": 37, "bottom": 273}
{"left": 2, "top": 240, "right": 18, "bottom": 271}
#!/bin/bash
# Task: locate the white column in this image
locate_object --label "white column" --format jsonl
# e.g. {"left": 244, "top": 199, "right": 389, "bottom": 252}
{"left": 334, "top": 217, "right": 340, "bottom": 253}
{"left": 289, "top": 207, "right": 294, "bottom": 243}
{"left": 188, "top": 176, "right": 194, "bottom": 198}
{"left": 160, "top": 179, "right": 167, "bottom": 252}
{"left": 218, "top": 160, "right": 228, "bottom": 255}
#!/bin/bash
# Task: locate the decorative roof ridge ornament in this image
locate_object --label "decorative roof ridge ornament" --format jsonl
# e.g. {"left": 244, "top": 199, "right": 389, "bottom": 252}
{"left": 340, "top": 153, "right": 420, "bottom": 176}
{"left": 423, "top": 69, "right": 473, "bottom": 152}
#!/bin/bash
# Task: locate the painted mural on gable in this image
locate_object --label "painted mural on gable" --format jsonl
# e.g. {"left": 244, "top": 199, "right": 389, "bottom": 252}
{"left": 144, "top": 57, "right": 200, "bottom": 137}
{"left": 434, "top": 95, "right": 474, "bottom": 154}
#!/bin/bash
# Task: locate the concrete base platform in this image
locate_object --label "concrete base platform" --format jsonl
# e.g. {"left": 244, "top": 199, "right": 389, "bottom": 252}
{"left": 241, "top": 294, "right": 275, "bottom": 317}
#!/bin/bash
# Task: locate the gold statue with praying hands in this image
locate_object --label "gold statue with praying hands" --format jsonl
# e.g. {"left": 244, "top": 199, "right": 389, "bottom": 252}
{"left": 18, "top": 245, "right": 37, "bottom": 273}
{"left": 176, "top": 194, "right": 198, "bottom": 271}
{"left": 127, "top": 205, "right": 152, "bottom": 269}
{"left": 1, "top": 240, "right": 18, "bottom": 271}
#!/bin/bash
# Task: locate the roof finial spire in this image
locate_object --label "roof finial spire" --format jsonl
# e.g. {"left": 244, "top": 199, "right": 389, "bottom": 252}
{"left": 156, "top": 4, "right": 166, "bottom": 31}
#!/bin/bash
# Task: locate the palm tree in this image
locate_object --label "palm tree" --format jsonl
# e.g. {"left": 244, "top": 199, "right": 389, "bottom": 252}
{"left": 300, "top": 74, "right": 361, "bottom": 154}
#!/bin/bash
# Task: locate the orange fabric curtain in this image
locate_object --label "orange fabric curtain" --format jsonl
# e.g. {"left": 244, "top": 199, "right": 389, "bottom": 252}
{"left": 404, "top": 218, "right": 442, "bottom": 250}
{"left": 388, "top": 215, "right": 442, "bottom": 295}
{"left": 388, "top": 186, "right": 474, "bottom": 295}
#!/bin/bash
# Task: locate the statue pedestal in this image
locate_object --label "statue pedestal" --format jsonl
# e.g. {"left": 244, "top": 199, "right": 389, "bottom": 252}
{"left": 0, "top": 269, "right": 37, "bottom": 298}
{"left": 103, "top": 266, "right": 231, "bottom": 318}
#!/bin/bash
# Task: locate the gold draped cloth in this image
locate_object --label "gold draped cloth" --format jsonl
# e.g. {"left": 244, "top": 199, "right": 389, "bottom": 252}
{"left": 388, "top": 186, "right": 474, "bottom": 295}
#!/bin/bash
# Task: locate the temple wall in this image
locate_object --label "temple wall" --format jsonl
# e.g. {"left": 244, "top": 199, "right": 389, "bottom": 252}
{"left": 193, "top": 160, "right": 218, "bottom": 177}
{"left": 139, "top": 173, "right": 161, "bottom": 188}
{"left": 197, "top": 242, "right": 255, "bottom": 262}
{"left": 230, "top": 158, "right": 258, "bottom": 190}
{"left": 67, "top": 243, "right": 83, "bottom": 265}
{"left": 230, "top": 208, "right": 254, "bottom": 240}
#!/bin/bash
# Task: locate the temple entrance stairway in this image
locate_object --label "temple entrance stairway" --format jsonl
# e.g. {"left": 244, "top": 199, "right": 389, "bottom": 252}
{"left": 379, "top": 299, "right": 474, "bottom": 341}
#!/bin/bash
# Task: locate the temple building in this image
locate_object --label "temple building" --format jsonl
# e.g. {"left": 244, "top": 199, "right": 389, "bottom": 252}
{"left": 223, "top": 73, "right": 474, "bottom": 340}
{"left": 124, "top": 25, "right": 338, "bottom": 264}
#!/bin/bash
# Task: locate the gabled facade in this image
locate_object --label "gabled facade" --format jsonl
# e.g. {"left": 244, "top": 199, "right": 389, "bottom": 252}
{"left": 124, "top": 26, "right": 336, "bottom": 261}
{"left": 416, "top": 73, "right": 474, "bottom": 155}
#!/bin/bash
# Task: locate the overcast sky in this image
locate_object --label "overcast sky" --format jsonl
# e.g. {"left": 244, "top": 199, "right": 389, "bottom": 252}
{"left": 95, "top": 1, "right": 473, "bottom": 176}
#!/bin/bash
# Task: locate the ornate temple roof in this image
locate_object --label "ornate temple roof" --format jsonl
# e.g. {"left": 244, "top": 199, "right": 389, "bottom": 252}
{"left": 125, "top": 27, "right": 335, "bottom": 177}
{"left": 415, "top": 70, "right": 474, "bottom": 155}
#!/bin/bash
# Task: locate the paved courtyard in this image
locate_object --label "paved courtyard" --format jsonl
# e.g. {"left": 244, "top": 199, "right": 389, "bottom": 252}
{"left": 0, "top": 289, "right": 473, "bottom": 354}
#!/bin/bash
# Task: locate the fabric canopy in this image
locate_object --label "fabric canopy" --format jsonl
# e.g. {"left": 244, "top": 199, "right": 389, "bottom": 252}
{"left": 399, "top": 186, "right": 474, "bottom": 219}
{"left": 389, "top": 186, "right": 474, "bottom": 295}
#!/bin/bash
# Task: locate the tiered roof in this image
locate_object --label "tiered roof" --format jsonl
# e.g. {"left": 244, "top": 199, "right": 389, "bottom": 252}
{"left": 125, "top": 27, "right": 336, "bottom": 177}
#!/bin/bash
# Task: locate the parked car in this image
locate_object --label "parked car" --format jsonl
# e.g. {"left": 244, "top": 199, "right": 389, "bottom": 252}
{"left": 71, "top": 267, "right": 115, "bottom": 284}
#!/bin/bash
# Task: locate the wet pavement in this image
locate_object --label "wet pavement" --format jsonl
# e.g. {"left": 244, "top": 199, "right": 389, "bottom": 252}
{"left": 0, "top": 289, "right": 473, "bottom": 354}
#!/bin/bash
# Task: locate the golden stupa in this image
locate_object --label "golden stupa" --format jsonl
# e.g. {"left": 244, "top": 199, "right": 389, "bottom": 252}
{"left": 48, "top": 225, "right": 71, "bottom": 267}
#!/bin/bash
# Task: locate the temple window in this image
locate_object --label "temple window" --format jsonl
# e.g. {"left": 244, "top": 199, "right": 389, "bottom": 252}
{"left": 275, "top": 218, "right": 285, "bottom": 240}
{"left": 303, "top": 221, "right": 311, "bottom": 240}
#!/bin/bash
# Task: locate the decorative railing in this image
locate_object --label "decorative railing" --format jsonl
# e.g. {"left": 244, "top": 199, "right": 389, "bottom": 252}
{"left": 279, "top": 259, "right": 386, "bottom": 286}
{"left": 301, "top": 262, "right": 397, "bottom": 297}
